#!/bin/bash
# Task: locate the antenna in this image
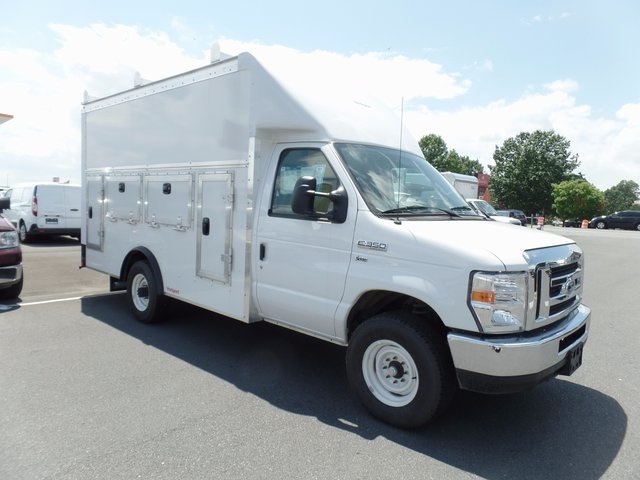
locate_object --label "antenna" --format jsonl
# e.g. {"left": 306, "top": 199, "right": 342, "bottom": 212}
{"left": 394, "top": 97, "right": 405, "bottom": 224}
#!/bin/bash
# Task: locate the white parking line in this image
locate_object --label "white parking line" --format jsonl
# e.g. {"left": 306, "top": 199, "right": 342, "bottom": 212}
{"left": 19, "top": 296, "right": 84, "bottom": 307}
{"left": 1, "top": 291, "right": 116, "bottom": 310}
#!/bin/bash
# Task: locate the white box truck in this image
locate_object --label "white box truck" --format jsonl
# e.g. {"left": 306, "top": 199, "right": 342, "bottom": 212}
{"left": 81, "top": 50, "right": 591, "bottom": 428}
{"left": 441, "top": 171, "right": 479, "bottom": 199}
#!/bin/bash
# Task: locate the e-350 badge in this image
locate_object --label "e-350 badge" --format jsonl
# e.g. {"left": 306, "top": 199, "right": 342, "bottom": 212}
{"left": 357, "top": 240, "right": 388, "bottom": 251}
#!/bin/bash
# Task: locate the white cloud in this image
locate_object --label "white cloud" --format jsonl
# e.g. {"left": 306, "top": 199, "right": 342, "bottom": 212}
{"left": 218, "top": 39, "right": 469, "bottom": 103}
{"left": 403, "top": 85, "right": 639, "bottom": 190}
{"left": 0, "top": 23, "right": 637, "bottom": 191}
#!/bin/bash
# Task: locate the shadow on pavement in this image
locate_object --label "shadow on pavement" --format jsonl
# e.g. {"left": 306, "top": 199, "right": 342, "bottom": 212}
{"left": 19, "top": 235, "right": 80, "bottom": 248}
{"left": 82, "top": 294, "right": 626, "bottom": 480}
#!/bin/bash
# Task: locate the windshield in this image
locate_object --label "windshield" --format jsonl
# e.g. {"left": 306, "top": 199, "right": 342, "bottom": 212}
{"left": 334, "top": 143, "right": 478, "bottom": 217}
{"left": 471, "top": 199, "right": 498, "bottom": 215}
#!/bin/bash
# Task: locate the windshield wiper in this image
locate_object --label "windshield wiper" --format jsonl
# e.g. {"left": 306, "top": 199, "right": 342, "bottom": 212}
{"left": 380, "top": 206, "right": 461, "bottom": 217}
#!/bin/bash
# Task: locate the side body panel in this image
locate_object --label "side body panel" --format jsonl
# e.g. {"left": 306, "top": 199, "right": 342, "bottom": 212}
{"left": 82, "top": 62, "right": 255, "bottom": 322}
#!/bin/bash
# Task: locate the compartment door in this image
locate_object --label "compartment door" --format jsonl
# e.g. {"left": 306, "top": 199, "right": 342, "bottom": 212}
{"left": 85, "top": 176, "right": 104, "bottom": 251}
{"left": 197, "top": 172, "right": 234, "bottom": 284}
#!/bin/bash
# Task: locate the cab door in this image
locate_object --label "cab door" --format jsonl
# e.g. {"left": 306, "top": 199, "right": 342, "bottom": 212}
{"left": 255, "top": 144, "right": 355, "bottom": 338}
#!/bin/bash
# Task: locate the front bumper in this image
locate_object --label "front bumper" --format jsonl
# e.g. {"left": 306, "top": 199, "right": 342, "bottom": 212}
{"left": 447, "top": 304, "right": 591, "bottom": 394}
{"left": 0, "top": 263, "right": 23, "bottom": 288}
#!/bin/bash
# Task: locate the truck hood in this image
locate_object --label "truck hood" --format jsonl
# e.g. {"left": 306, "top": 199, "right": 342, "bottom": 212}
{"left": 402, "top": 219, "right": 574, "bottom": 270}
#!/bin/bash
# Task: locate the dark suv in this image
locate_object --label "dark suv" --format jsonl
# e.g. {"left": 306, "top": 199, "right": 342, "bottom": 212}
{"left": 0, "top": 196, "right": 23, "bottom": 299}
{"left": 589, "top": 210, "right": 640, "bottom": 230}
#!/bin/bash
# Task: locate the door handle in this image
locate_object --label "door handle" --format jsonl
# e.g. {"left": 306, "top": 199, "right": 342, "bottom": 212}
{"left": 202, "top": 217, "right": 210, "bottom": 236}
{"left": 260, "top": 243, "right": 266, "bottom": 260}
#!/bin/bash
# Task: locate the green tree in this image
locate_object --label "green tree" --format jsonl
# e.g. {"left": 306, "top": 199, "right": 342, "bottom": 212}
{"left": 552, "top": 180, "right": 604, "bottom": 221}
{"left": 418, "top": 134, "right": 484, "bottom": 176}
{"left": 419, "top": 134, "right": 447, "bottom": 164}
{"left": 489, "top": 130, "right": 580, "bottom": 215}
{"left": 603, "top": 180, "right": 640, "bottom": 212}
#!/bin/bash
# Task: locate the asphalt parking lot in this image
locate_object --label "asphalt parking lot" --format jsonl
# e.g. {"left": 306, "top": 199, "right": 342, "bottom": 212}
{"left": 1, "top": 226, "right": 639, "bottom": 480}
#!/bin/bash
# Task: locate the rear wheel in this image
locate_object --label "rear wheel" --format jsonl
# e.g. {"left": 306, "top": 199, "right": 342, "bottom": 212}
{"left": 18, "top": 222, "right": 31, "bottom": 243}
{"left": 346, "top": 311, "right": 456, "bottom": 429}
{"left": 126, "top": 260, "right": 166, "bottom": 323}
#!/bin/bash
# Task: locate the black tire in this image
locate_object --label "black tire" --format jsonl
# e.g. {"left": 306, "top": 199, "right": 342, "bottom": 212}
{"left": 126, "top": 260, "right": 167, "bottom": 324}
{"left": 0, "top": 276, "right": 23, "bottom": 300}
{"left": 18, "top": 222, "right": 31, "bottom": 243}
{"left": 346, "top": 311, "right": 456, "bottom": 429}
{"left": 595, "top": 221, "right": 607, "bottom": 230}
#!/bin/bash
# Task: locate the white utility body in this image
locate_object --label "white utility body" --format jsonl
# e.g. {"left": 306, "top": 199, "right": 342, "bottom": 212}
{"left": 81, "top": 50, "right": 591, "bottom": 428}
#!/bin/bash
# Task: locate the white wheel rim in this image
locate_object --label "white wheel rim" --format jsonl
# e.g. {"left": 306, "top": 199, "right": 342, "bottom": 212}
{"left": 362, "top": 340, "right": 419, "bottom": 407}
{"left": 131, "top": 273, "right": 149, "bottom": 312}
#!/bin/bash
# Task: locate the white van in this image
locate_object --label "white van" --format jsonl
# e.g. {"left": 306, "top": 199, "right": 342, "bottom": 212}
{"left": 4, "top": 182, "right": 81, "bottom": 242}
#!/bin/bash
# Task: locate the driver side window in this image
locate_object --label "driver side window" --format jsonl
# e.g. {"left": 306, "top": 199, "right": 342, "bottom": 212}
{"left": 270, "top": 148, "right": 340, "bottom": 217}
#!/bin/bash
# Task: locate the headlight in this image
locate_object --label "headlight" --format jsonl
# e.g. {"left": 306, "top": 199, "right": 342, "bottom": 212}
{"left": 0, "top": 230, "right": 19, "bottom": 249}
{"left": 469, "top": 272, "right": 527, "bottom": 333}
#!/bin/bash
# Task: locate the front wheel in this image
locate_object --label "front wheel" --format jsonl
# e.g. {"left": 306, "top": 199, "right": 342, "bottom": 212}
{"left": 346, "top": 311, "right": 456, "bottom": 429}
{"left": 595, "top": 221, "right": 607, "bottom": 229}
{"left": 126, "top": 260, "right": 167, "bottom": 323}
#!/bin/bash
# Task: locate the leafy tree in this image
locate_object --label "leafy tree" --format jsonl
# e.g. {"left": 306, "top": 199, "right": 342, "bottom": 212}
{"left": 419, "top": 134, "right": 448, "bottom": 164}
{"left": 603, "top": 180, "right": 640, "bottom": 212}
{"left": 489, "top": 130, "right": 580, "bottom": 215}
{"left": 418, "top": 134, "right": 484, "bottom": 176}
{"left": 552, "top": 180, "right": 604, "bottom": 221}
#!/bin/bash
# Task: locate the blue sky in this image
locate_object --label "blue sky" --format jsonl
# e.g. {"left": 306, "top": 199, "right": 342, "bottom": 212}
{"left": 1, "top": 0, "right": 639, "bottom": 190}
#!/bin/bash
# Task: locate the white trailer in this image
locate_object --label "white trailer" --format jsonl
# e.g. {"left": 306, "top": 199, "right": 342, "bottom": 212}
{"left": 81, "top": 50, "right": 591, "bottom": 428}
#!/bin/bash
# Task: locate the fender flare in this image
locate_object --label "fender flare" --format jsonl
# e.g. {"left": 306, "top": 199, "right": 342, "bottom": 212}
{"left": 121, "top": 247, "right": 165, "bottom": 295}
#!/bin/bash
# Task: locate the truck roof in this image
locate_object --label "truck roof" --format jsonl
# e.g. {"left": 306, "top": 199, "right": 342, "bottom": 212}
{"left": 82, "top": 51, "right": 421, "bottom": 156}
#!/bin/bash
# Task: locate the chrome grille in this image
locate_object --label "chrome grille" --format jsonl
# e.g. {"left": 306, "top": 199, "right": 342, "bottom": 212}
{"left": 525, "top": 244, "right": 584, "bottom": 331}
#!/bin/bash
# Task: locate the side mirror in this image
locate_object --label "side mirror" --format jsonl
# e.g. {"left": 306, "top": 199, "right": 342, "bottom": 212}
{"left": 291, "top": 176, "right": 317, "bottom": 215}
{"left": 0, "top": 196, "right": 9, "bottom": 211}
{"left": 291, "top": 176, "right": 348, "bottom": 223}
{"left": 328, "top": 186, "right": 348, "bottom": 223}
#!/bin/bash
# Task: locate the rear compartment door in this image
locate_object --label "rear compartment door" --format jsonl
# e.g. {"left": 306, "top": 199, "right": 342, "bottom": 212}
{"left": 85, "top": 176, "right": 104, "bottom": 251}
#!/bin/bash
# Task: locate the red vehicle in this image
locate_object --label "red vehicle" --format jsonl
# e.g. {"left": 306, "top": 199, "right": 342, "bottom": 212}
{"left": 0, "top": 196, "right": 23, "bottom": 300}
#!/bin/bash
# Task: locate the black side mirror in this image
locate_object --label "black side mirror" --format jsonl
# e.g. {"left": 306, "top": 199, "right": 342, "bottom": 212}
{"left": 291, "top": 176, "right": 317, "bottom": 215}
{"left": 0, "top": 196, "right": 9, "bottom": 211}
{"left": 291, "top": 176, "right": 348, "bottom": 223}
{"left": 328, "top": 186, "right": 348, "bottom": 223}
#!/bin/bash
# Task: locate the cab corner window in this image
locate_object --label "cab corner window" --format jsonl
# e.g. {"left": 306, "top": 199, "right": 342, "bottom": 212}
{"left": 270, "top": 148, "right": 342, "bottom": 220}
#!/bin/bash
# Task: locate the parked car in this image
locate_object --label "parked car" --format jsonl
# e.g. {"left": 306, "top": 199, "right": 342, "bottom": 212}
{"left": 2, "top": 182, "right": 81, "bottom": 242}
{"left": 589, "top": 210, "right": 640, "bottom": 230}
{"left": 0, "top": 196, "right": 23, "bottom": 299}
{"left": 562, "top": 219, "right": 580, "bottom": 228}
{"left": 496, "top": 209, "right": 527, "bottom": 226}
{"left": 466, "top": 199, "right": 521, "bottom": 225}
